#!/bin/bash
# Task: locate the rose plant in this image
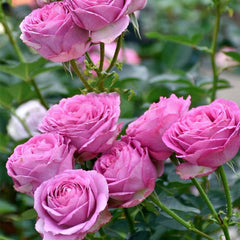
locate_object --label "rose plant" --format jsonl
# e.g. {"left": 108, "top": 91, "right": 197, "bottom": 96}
{"left": 6, "top": 133, "right": 76, "bottom": 196}
{"left": 163, "top": 99, "right": 240, "bottom": 179}
{"left": 126, "top": 94, "right": 191, "bottom": 161}
{"left": 20, "top": 1, "right": 90, "bottom": 62}
{"left": 34, "top": 169, "right": 111, "bottom": 240}
{"left": 66, "top": 0, "right": 147, "bottom": 43}
{"left": 94, "top": 136, "right": 159, "bottom": 208}
{"left": 39, "top": 92, "right": 122, "bottom": 161}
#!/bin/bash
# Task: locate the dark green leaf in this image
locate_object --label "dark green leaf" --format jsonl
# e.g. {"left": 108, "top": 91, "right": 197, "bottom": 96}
{"left": 18, "top": 208, "right": 37, "bottom": 221}
{"left": 146, "top": 32, "right": 202, "bottom": 47}
{"left": 223, "top": 51, "right": 240, "bottom": 63}
{"left": 0, "top": 199, "right": 16, "bottom": 214}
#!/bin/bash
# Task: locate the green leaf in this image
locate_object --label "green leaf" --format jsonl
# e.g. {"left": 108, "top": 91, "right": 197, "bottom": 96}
{"left": 0, "top": 57, "right": 61, "bottom": 81}
{"left": 129, "top": 231, "right": 151, "bottom": 240}
{"left": 223, "top": 51, "right": 240, "bottom": 63}
{"left": 0, "top": 199, "right": 16, "bottom": 214}
{"left": 18, "top": 208, "right": 37, "bottom": 221}
{"left": 8, "top": 81, "right": 36, "bottom": 103}
{"left": 159, "top": 193, "right": 200, "bottom": 214}
{"left": 146, "top": 32, "right": 202, "bottom": 47}
{"left": 0, "top": 85, "right": 13, "bottom": 106}
{"left": 0, "top": 61, "right": 28, "bottom": 80}
{"left": 0, "top": 235, "right": 14, "bottom": 240}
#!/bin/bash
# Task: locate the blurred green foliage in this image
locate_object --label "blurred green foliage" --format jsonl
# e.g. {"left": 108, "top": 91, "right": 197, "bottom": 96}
{"left": 0, "top": 0, "right": 240, "bottom": 239}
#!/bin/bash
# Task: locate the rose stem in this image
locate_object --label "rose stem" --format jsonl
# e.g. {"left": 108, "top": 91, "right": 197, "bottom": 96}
{"left": 106, "top": 33, "right": 124, "bottom": 73}
{"left": 123, "top": 208, "right": 135, "bottom": 234}
{"left": 210, "top": 1, "right": 221, "bottom": 102}
{"left": 29, "top": 78, "right": 49, "bottom": 109}
{"left": 149, "top": 191, "right": 216, "bottom": 240}
{"left": 217, "top": 166, "right": 233, "bottom": 219}
{"left": 99, "top": 42, "right": 105, "bottom": 72}
{"left": 70, "top": 59, "right": 95, "bottom": 92}
{"left": 0, "top": 17, "right": 25, "bottom": 63}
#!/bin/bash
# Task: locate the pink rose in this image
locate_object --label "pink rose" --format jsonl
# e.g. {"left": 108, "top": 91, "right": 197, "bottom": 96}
{"left": 6, "top": 133, "right": 75, "bottom": 196}
{"left": 126, "top": 94, "right": 191, "bottom": 161}
{"left": 65, "top": 0, "right": 133, "bottom": 43}
{"left": 34, "top": 170, "right": 111, "bottom": 240}
{"left": 163, "top": 99, "right": 240, "bottom": 179}
{"left": 94, "top": 136, "right": 158, "bottom": 208}
{"left": 20, "top": 2, "right": 90, "bottom": 62}
{"left": 39, "top": 93, "right": 122, "bottom": 161}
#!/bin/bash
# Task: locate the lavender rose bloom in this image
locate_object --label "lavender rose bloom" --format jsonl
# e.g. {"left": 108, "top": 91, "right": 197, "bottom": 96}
{"left": 34, "top": 170, "right": 111, "bottom": 240}
{"left": 39, "top": 93, "right": 122, "bottom": 161}
{"left": 6, "top": 133, "right": 75, "bottom": 196}
{"left": 66, "top": 0, "right": 147, "bottom": 43}
{"left": 20, "top": 2, "right": 90, "bottom": 62}
{"left": 126, "top": 94, "right": 191, "bottom": 161}
{"left": 94, "top": 136, "right": 158, "bottom": 208}
{"left": 163, "top": 99, "right": 240, "bottom": 179}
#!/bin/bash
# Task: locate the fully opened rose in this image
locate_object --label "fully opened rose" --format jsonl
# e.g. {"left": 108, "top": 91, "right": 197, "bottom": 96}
{"left": 126, "top": 94, "right": 191, "bottom": 161}
{"left": 20, "top": 1, "right": 90, "bottom": 62}
{"left": 34, "top": 170, "right": 111, "bottom": 240}
{"left": 94, "top": 136, "right": 158, "bottom": 208}
{"left": 66, "top": 0, "right": 147, "bottom": 43}
{"left": 163, "top": 99, "right": 240, "bottom": 179}
{"left": 39, "top": 93, "right": 122, "bottom": 161}
{"left": 6, "top": 133, "right": 75, "bottom": 196}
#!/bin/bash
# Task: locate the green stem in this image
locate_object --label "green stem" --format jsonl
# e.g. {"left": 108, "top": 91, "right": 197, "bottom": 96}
{"left": 99, "top": 42, "right": 105, "bottom": 72}
{"left": 30, "top": 78, "right": 49, "bottom": 109}
{"left": 217, "top": 166, "right": 232, "bottom": 219}
{"left": 106, "top": 34, "right": 123, "bottom": 73}
{"left": 70, "top": 59, "right": 95, "bottom": 92}
{"left": 210, "top": 2, "right": 221, "bottom": 102}
{"left": 9, "top": 108, "right": 33, "bottom": 137}
{"left": 123, "top": 208, "right": 135, "bottom": 234}
{"left": 191, "top": 178, "right": 220, "bottom": 224}
{"left": 1, "top": 18, "right": 25, "bottom": 63}
{"left": 191, "top": 176, "right": 231, "bottom": 240}
{"left": 149, "top": 191, "right": 216, "bottom": 240}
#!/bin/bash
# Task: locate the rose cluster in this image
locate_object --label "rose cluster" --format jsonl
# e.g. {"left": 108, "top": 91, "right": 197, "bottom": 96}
{"left": 19, "top": 0, "right": 147, "bottom": 62}
{"left": 6, "top": 92, "right": 240, "bottom": 239}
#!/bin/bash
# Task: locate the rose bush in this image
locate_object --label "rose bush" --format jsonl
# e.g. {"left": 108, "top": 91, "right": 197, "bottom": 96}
{"left": 20, "top": 1, "right": 90, "bottom": 62}
{"left": 6, "top": 133, "right": 75, "bottom": 196}
{"left": 66, "top": 0, "right": 147, "bottom": 43}
{"left": 94, "top": 136, "right": 158, "bottom": 208}
{"left": 163, "top": 99, "right": 240, "bottom": 179}
{"left": 34, "top": 169, "right": 111, "bottom": 240}
{"left": 126, "top": 94, "right": 191, "bottom": 161}
{"left": 39, "top": 93, "right": 122, "bottom": 161}
{"left": 7, "top": 100, "right": 47, "bottom": 141}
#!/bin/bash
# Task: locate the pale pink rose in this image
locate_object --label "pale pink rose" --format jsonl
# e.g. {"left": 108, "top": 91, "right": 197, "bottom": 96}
{"left": 7, "top": 100, "right": 47, "bottom": 141}
{"left": 163, "top": 99, "right": 240, "bottom": 179}
{"left": 34, "top": 170, "right": 111, "bottom": 240}
{"left": 126, "top": 94, "right": 191, "bottom": 161}
{"left": 94, "top": 136, "right": 158, "bottom": 208}
{"left": 39, "top": 93, "right": 122, "bottom": 161}
{"left": 20, "top": 2, "right": 90, "bottom": 62}
{"left": 215, "top": 47, "right": 239, "bottom": 69}
{"left": 6, "top": 133, "right": 75, "bottom": 196}
{"left": 65, "top": 0, "right": 134, "bottom": 43}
